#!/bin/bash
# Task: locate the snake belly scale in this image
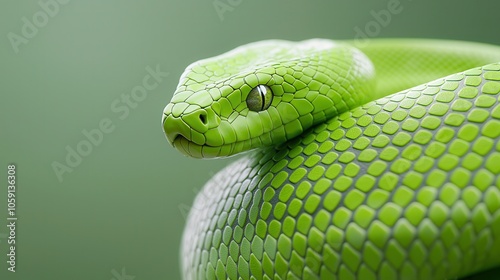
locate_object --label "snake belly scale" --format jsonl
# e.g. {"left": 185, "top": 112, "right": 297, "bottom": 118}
{"left": 162, "top": 39, "right": 500, "bottom": 280}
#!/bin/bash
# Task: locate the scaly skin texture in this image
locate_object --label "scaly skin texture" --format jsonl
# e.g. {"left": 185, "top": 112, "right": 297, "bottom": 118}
{"left": 162, "top": 39, "right": 500, "bottom": 280}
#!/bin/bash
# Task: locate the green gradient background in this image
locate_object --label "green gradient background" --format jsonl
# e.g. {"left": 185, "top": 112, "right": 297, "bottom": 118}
{"left": 1, "top": 0, "right": 500, "bottom": 279}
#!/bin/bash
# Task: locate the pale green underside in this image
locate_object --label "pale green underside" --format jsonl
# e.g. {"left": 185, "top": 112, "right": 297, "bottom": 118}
{"left": 162, "top": 39, "right": 500, "bottom": 280}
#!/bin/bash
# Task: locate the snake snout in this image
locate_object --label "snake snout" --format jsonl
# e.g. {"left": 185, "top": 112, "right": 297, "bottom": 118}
{"left": 162, "top": 104, "right": 211, "bottom": 148}
{"left": 163, "top": 114, "right": 190, "bottom": 146}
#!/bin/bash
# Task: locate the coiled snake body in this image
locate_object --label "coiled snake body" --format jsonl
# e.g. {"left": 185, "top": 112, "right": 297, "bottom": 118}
{"left": 162, "top": 39, "right": 500, "bottom": 280}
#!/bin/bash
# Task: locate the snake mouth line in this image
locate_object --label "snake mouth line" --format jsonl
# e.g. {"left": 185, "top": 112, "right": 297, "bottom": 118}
{"left": 172, "top": 134, "right": 236, "bottom": 158}
{"left": 172, "top": 134, "right": 212, "bottom": 148}
{"left": 171, "top": 134, "right": 198, "bottom": 156}
{"left": 172, "top": 134, "right": 188, "bottom": 146}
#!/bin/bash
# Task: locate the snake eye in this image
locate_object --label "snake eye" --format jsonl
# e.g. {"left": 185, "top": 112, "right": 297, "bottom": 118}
{"left": 246, "top": 85, "right": 273, "bottom": 112}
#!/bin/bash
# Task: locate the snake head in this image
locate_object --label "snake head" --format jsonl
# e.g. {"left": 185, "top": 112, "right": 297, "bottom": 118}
{"left": 163, "top": 39, "right": 374, "bottom": 158}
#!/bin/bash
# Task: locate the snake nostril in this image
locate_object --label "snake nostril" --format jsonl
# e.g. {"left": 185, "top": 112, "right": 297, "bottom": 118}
{"left": 199, "top": 111, "right": 207, "bottom": 125}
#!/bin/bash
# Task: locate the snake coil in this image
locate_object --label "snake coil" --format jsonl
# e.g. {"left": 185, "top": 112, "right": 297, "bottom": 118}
{"left": 163, "top": 39, "right": 500, "bottom": 280}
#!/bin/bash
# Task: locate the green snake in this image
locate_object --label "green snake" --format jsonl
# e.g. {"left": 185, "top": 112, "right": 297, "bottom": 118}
{"left": 162, "top": 39, "right": 500, "bottom": 280}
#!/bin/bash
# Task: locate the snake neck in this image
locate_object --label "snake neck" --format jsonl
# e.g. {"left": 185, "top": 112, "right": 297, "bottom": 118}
{"left": 351, "top": 39, "right": 500, "bottom": 99}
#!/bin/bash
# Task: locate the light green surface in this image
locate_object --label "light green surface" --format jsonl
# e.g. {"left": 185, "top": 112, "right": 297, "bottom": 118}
{"left": 164, "top": 40, "right": 500, "bottom": 279}
{"left": 2, "top": 1, "right": 500, "bottom": 280}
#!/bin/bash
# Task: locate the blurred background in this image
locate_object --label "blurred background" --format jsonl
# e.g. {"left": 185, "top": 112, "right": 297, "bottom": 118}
{"left": 1, "top": 0, "right": 500, "bottom": 279}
